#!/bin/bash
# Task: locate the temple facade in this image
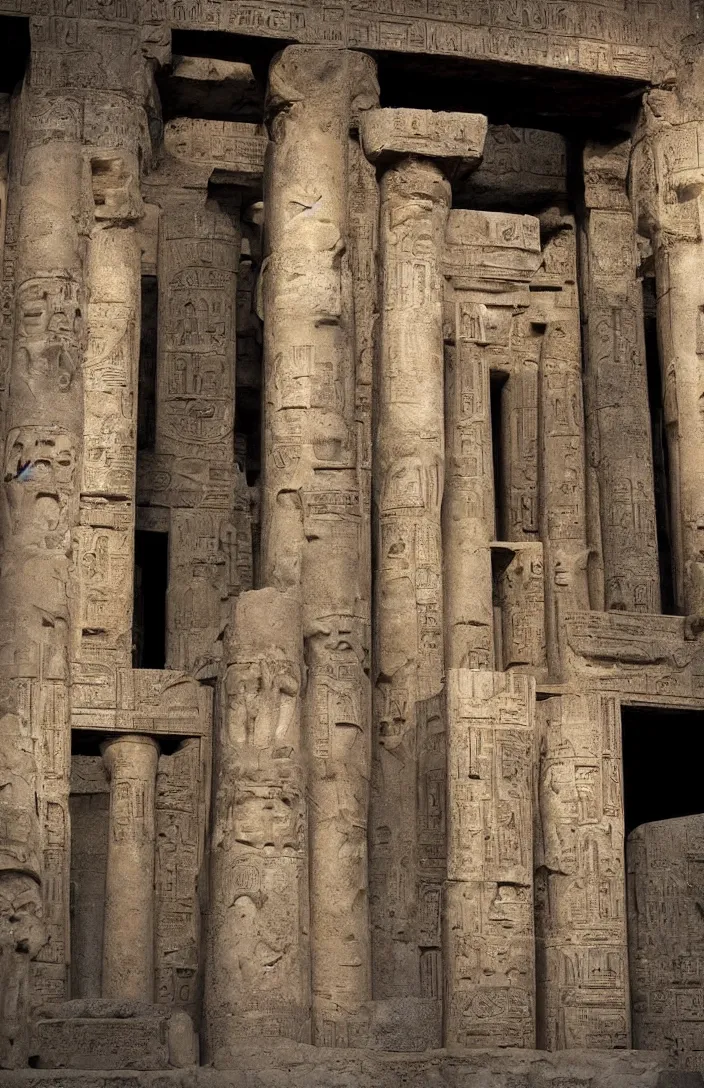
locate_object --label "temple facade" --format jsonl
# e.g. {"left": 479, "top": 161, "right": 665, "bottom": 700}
{"left": 1, "top": 0, "right": 704, "bottom": 1081}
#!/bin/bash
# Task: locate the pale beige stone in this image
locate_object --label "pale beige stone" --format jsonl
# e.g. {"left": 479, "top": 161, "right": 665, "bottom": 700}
{"left": 445, "top": 669, "right": 536, "bottom": 1048}
{"left": 582, "top": 140, "right": 660, "bottom": 614}
{"left": 101, "top": 735, "right": 159, "bottom": 1003}
{"left": 261, "top": 45, "right": 378, "bottom": 1043}
{"left": 628, "top": 815, "right": 704, "bottom": 1070}
{"left": 535, "top": 694, "right": 629, "bottom": 1050}
{"left": 360, "top": 108, "right": 487, "bottom": 177}
{"left": 204, "top": 587, "right": 310, "bottom": 1052}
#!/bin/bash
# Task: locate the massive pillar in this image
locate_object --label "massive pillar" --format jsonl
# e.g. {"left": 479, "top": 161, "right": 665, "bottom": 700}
{"left": 582, "top": 140, "right": 660, "bottom": 614}
{"left": 77, "top": 142, "right": 144, "bottom": 675}
{"left": 156, "top": 189, "right": 242, "bottom": 675}
{"left": 628, "top": 815, "right": 704, "bottom": 1068}
{"left": 204, "top": 588, "right": 308, "bottom": 1056}
{"left": 533, "top": 213, "right": 590, "bottom": 676}
{"left": 445, "top": 670, "right": 535, "bottom": 1048}
{"left": 360, "top": 108, "right": 486, "bottom": 1012}
{"left": 0, "top": 86, "right": 90, "bottom": 1034}
{"left": 101, "top": 734, "right": 159, "bottom": 1002}
{"left": 261, "top": 46, "right": 379, "bottom": 1043}
{"left": 631, "top": 94, "right": 704, "bottom": 613}
{"left": 535, "top": 693, "right": 629, "bottom": 1049}
{"left": 443, "top": 209, "right": 542, "bottom": 673}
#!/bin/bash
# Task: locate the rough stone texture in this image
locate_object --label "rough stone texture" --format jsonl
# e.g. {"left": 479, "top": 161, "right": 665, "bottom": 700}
{"left": 628, "top": 817, "right": 704, "bottom": 1071}
{"left": 1, "top": 0, "right": 704, "bottom": 1078}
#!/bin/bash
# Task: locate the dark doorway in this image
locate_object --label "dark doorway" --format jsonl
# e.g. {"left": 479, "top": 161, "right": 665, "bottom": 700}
{"left": 621, "top": 705, "right": 704, "bottom": 836}
{"left": 132, "top": 530, "right": 168, "bottom": 669}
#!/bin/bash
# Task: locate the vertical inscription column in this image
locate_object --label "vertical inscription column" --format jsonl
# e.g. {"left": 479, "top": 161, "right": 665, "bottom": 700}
{"left": 445, "top": 670, "right": 535, "bottom": 1047}
{"left": 0, "top": 89, "right": 90, "bottom": 1030}
{"left": 77, "top": 143, "right": 144, "bottom": 675}
{"left": 582, "top": 140, "right": 660, "bottom": 613}
{"left": 262, "top": 47, "right": 379, "bottom": 1043}
{"left": 360, "top": 109, "right": 486, "bottom": 1015}
{"left": 101, "top": 734, "right": 159, "bottom": 1002}
{"left": 535, "top": 693, "right": 629, "bottom": 1049}
{"left": 156, "top": 190, "right": 241, "bottom": 675}
{"left": 204, "top": 587, "right": 308, "bottom": 1055}
{"left": 533, "top": 214, "right": 590, "bottom": 676}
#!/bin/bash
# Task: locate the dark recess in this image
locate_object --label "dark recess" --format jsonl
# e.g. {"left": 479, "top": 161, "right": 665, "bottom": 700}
{"left": 132, "top": 530, "right": 169, "bottom": 670}
{"left": 0, "top": 17, "right": 30, "bottom": 94}
{"left": 622, "top": 705, "right": 704, "bottom": 836}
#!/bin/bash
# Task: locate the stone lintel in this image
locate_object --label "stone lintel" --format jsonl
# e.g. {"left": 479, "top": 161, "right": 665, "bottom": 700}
{"left": 164, "top": 118, "right": 266, "bottom": 184}
{"left": 444, "top": 209, "right": 542, "bottom": 285}
{"left": 360, "top": 107, "right": 487, "bottom": 176}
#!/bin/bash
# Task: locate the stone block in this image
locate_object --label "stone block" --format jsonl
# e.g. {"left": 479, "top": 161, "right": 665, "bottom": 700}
{"left": 360, "top": 107, "right": 487, "bottom": 175}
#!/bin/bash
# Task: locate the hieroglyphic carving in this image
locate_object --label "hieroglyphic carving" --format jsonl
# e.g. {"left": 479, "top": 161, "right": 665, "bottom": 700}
{"left": 631, "top": 90, "right": 704, "bottom": 613}
{"left": 532, "top": 214, "right": 590, "bottom": 676}
{"left": 493, "top": 542, "right": 546, "bottom": 674}
{"left": 155, "top": 738, "right": 207, "bottom": 1022}
{"left": 204, "top": 588, "right": 309, "bottom": 1055}
{"left": 460, "top": 126, "right": 567, "bottom": 209}
{"left": 582, "top": 140, "right": 660, "bottom": 614}
{"left": 443, "top": 210, "right": 541, "bottom": 674}
{"left": 261, "top": 47, "right": 378, "bottom": 1042}
{"left": 101, "top": 734, "right": 159, "bottom": 1002}
{"left": 154, "top": 190, "right": 243, "bottom": 674}
{"left": 371, "top": 153, "right": 450, "bottom": 1011}
{"left": 445, "top": 670, "right": 535, "bottom": 1047}
{"left": 164, "top": 118, "right": 266, "bottom": 184}
{"left": 535, "top": 693, "right": 629, "bottom": 1049}
{"left": 628, "top": 815, "right": 704, "bottom": 1071}
{"left": 160, "top": 0, "right": 672, "bottom": 82}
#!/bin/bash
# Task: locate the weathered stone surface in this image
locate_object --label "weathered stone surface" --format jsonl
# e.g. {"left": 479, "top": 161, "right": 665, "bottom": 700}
{"left": 628, "top": 816, "right": 704, "bottom": 1071}
{"left": 361, "top": 108, "right": 487, "bottom": 176}
{"left": 2, "top": 2, "right": 704, "bottom": 1077}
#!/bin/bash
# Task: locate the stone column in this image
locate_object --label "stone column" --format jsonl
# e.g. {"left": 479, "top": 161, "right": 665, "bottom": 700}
{"left": 631, "top": 93, "right": 704, "bottom": 613}
{"left": 582, "top": 140, "right": 660, "bottom": 614}
{"left": 533, "top": 213, "right": 590, "bottom": 677}
{"left": 262, "top": 47, "right": 378, "bottom": 1043}
{"left": 443, "top": 209, "right": 542, "bottom": 672}
{"left": 76, "top": 147, "right": 143, "bottom": 673}
{"left": 204, "top": 587, "right": 308, "bottom": 1057}
{"left": 0, "top": 87, "right": 90, "bottom": 1022}
{"left": 445, "top": 670, "right": 535, "bottom": 1047}
{"left": 628, "top": 815, "right": 704, "bottom": 1066}
{"left": 101, "top": 734, "right": 159, "bottom": 1002}
{"left": 360, "top": 109, "right": 486, "bottom": 1012}
{"left": 535, "top": 693, "right": 629, "bottom": 1049}
{"left": 156, "top": 189, "right": 242, "bottom": 675}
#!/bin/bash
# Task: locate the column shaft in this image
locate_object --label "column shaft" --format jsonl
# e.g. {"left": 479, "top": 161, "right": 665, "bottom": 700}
{"left": 204, "top": 588, "right": 309, "bottom": 1056}
{"left": 101, "top": 734, "right": 159, "bottom": 1002}
{"left": 156, "top": 191, "right": 241, "bottom": 675}
{"left": 535, "top": 218, "right": 590, "bottom": 676}
{"left": 0, "top": 89, "right": 89, "bottom": 1017}
{"left": 371, "top": 157, "right": 450, "bottom": 1000}
{"left": 445, "top": 670, "right": 535, "bottom": 1047}
{"left": 582, "top": 141, "right": 660, "bottom": 613}
{"left": 535, "top": 693, "right": 629, "bottom": 1048}
{"left": 262, "top": 46, "right": 378, "bottom": 1041}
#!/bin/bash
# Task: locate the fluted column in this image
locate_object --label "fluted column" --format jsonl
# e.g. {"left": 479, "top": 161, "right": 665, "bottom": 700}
{"left": 262, "top": 46, "right": 378, "bottom": 1043}
{"left": 101, "top": 734, "right": 159, "bottom": 1002}
{"left": 582, "top": 140, "right": 660, "bottom": 614}
{"left": 204, "top": 587, "right": 309, "bottom": 1055}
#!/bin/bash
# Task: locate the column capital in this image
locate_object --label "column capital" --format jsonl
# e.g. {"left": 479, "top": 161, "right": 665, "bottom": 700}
{"left": 360, "top": 107, "right": 487, "bottom": 181}
{"left": 101, "top": 733, "right": 160, "bottom": 776}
